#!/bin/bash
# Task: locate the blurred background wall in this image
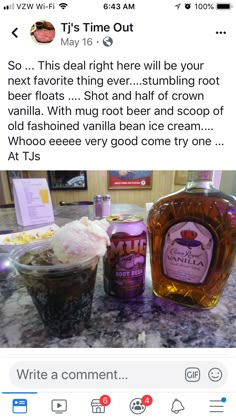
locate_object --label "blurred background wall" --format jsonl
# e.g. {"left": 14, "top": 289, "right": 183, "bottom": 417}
{"left": 0, "top": 170, "right": 235, "bottom": 207}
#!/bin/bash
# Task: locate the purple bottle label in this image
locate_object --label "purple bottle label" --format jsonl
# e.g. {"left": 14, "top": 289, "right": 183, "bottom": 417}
{"left": 162, "top": 221, "right": 214, "bottom": 284}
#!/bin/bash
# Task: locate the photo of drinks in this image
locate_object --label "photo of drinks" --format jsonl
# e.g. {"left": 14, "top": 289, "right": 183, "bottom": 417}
{"left": 0, "top": 170, "right": 236, "bottom": 348}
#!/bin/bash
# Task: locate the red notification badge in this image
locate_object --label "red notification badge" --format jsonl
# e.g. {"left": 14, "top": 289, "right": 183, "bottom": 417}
{"left": 141, "top": 395, "right": 153, "bottom": 406}
{"left": 100, "top": 395, "right": 111, "bottom": 406}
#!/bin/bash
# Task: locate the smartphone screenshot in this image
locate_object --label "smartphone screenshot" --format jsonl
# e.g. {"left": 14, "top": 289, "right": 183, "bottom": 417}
{"left": 0, "top": 0, "right": 235, "bottom": 418}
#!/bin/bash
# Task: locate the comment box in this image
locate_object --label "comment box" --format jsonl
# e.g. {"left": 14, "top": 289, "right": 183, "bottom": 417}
{"left": 10, "top": 361, "right": 226, "bottom": 389}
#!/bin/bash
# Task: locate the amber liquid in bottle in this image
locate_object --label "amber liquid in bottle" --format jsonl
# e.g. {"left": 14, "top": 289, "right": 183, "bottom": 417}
{"left": 147, "top": 172, "right": 236, "bottom": 309}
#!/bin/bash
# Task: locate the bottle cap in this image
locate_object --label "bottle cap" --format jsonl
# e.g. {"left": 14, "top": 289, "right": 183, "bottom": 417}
{"left": 94, "top": 195, "right": 102, "bottom": 201}
{"left": 188, "top": 171, "right": 213, "bottom": 181}
{"left": 102, "top": 195, "right": 111, "bottom": 201}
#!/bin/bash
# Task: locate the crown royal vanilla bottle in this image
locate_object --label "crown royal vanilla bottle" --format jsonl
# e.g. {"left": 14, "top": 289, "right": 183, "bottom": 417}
{"left": 147, "top": 171, "right": 236, "bottom": 309}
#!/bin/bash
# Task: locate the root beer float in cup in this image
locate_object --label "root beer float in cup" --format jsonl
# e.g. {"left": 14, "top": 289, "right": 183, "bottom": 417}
{"left": 10, "top": 218, "right": 110, "bottom": 338}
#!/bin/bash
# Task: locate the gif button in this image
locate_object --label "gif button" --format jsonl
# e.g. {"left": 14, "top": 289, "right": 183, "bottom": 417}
{"left": 185, "top": 367, "right": 200, "bottom": 382}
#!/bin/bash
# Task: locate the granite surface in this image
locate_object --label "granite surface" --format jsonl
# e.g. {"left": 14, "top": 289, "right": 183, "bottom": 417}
{"left": 0, "top": 205, "right": 236, "bottom": 348}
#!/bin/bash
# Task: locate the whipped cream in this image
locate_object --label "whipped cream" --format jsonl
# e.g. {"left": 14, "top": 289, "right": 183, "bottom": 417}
{"left": 51, "top": 217, "right": 110, "bottom": 264}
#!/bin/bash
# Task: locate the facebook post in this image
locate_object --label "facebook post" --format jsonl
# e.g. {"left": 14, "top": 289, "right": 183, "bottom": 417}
{"left": 0, "top": 0, "right": 236, "bottom": 418}
{"left": 0, "top": 0, "right": 235, "bottom": 168}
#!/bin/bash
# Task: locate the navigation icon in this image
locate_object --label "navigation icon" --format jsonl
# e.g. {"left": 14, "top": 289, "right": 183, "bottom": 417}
{"left": 12, "top": 399, "right": 27, "bottom": 414}
{"left": 91, "top": 399, "right": 106, "bottom": 414}
{"left": 130, "top": 398, "right": 146, "bottom": 414}
{"left": 11, "top": 27, "right": 18, "bottom": 38}
{"left": 171, "top": 399, "right": 185, "bottom": 414}
{"left": 51, "top": 399, "right": 67, "bottom": 414}
{"left": 209, "top": 397, "right": 226, "bottom": 413}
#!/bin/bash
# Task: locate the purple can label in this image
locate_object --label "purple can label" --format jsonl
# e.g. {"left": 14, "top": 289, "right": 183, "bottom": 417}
{"left": 104, "top": 230, "right": 147, "bottom": 299}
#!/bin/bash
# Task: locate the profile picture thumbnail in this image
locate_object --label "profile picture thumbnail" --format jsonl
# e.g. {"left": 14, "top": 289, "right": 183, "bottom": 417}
{"left": 30, "top": 20, "right": 55, "bottom": 43}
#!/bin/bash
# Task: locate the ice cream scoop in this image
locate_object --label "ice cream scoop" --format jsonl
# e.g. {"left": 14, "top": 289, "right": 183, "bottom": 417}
{"left": 51, "top": 217, "right": 110, "bottom": 264}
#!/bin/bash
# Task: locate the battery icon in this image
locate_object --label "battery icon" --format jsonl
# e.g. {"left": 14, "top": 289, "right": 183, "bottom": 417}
{"left": 216, "top": 3, "right": 231, "bottom": 9}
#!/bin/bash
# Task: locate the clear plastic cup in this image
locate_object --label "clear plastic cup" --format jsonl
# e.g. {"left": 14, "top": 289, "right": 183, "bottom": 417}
{"left": 9, "top": 240, "right": 99, "bottom": 338}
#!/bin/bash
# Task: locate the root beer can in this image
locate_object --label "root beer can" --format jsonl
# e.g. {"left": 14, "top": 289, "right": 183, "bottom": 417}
{"left": 103, "top": 214, "right": 147, "bottom": 299}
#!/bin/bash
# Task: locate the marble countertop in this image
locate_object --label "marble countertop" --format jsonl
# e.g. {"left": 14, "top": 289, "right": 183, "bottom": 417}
{"left": 0, "top": 205, "right": 236, "bottom": 348}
